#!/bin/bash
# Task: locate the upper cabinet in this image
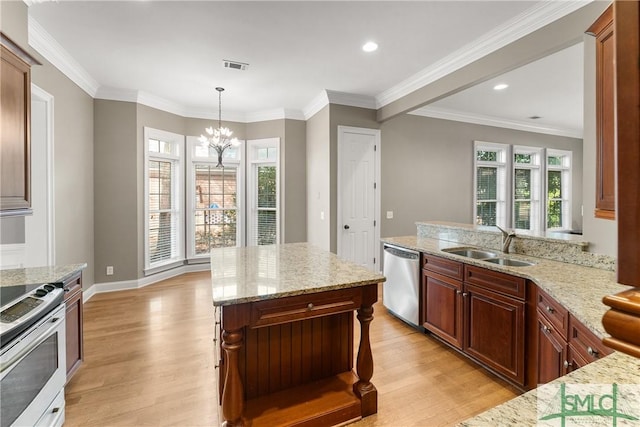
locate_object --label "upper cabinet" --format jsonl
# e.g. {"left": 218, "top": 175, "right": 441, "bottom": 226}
{"left": 0, "top": 33, "right": 40, "bottom": 216}
{"left": 587, "top": 5, "right": 615, "bottom": 220}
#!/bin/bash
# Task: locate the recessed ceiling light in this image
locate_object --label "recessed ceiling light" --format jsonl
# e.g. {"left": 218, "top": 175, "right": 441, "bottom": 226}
{"left": 493, "top": 83, "right": 509, "bottom": 91}
{"left": 362, "top": 41, "right": 378, "bottom": 53}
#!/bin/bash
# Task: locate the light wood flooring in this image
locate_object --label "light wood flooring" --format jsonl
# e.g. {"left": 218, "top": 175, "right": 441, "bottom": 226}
{"left": 65, "top": 272, "right": 519, "bottom": 426}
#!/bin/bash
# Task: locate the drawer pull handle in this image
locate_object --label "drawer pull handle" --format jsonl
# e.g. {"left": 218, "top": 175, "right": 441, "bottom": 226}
{"left": 587, "top": 346, "right": 599, "bottom": 357}
{"left": 456, "top": 290, "right": 462, "bottom": 295}
{"left": 307, "top": 303, "right": 314, "bottom": 310}
{"left": 542, "top": 325, "right": 552, "bottom": 334}
{"left": 563, "top": 360, "right": 573, "bottom": 369}
{"left": 462, "top": 292, "right": 468, "bottom": 297}
{"left": 545, "top": 306, "right": 555, "bottom": 314}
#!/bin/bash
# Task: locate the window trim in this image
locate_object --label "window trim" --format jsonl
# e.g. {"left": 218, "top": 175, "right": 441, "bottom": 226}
{"left": 473, "top": 141, "right": 509, "bottom": 228}
{"left": 512, "top": 145, "right": 543, "bottom": 232}
{"left": 143, "top": 127, "right": 185, "bottom": 273}
{"left": 246, "top": 138, "right": 280, "bottom": 246}
{"left": 186, "top": 135, "right": 245, "bottom": 260}
{"left": 546, "top": 148, "right": 572, "bottom": 231}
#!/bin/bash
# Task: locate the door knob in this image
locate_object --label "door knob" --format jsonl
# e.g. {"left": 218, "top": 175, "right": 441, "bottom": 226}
{"left": 344, "top": 225, "right": 350, "bottom": 230}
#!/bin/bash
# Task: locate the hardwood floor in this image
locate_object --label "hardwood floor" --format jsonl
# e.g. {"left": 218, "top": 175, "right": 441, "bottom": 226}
{"left": 65, "top": 272, "right": 519, "bottom": 426}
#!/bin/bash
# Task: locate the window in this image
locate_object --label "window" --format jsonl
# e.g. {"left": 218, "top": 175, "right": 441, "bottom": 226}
{"left": 513, "top": 146, "right": 542, "bottom": 231}
{"left": 473, "top": 141, "right": 572, "bottom": 231}
{"left": 546, "top": 149, "right": 572, "bottom": 230}
{"left": 144, "top": 128, "right": 184, "bottom": 272}
{"left": 474, "top": 142, "right": 508, "bottom": 227}
{"left": 247, "top": 139, "right": 280, "bottom": 246}
{"left": 186, "top": 137, "right": 243, "bottom": 259}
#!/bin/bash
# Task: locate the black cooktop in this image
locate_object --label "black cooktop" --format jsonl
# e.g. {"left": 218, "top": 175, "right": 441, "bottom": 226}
{"left": 0, "top": 283, "right": 45, "bottom": 307}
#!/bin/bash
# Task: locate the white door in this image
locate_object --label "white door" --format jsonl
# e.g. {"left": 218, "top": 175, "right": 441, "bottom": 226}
{"left": 338, "top": 126, "right": 380, "bottom": 271}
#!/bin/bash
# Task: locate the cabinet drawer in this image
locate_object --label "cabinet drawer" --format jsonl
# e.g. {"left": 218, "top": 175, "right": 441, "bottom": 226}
{"left": 250, "top": 288, "right": 362, "bottom": 328}
{"left": 568, "top": 315, "right": 613, "bottom": 363}
{"left": 423, "top": 254, "right": 463, "bottom": 280}
{"left": 464, "top": 265, "right": 526, "bottom": 300}
{"left": 536, "top": 287, "right": 568, "bottom": 340}
{"left": 61, "top": 272, "right": 82, "bottom": 302}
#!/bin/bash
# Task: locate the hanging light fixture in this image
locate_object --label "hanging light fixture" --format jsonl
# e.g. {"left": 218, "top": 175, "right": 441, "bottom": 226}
{"left": 199, "top": 87, "right": 239, "bottom": 168}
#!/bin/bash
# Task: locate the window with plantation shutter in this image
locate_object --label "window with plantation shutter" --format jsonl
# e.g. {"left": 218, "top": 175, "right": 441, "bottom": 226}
{"left": 248, "top": 139, "right": 279, "bottom": 246}
{"left": 513, "top": 146, "right": 542, "bottom": 231}
{"left": 186, "top": 136, "right": 243, "bottom": 259}
{"left": 144, "top": 128, "right": 184, "bottom": 273}
{"left": 474, "top": 142, "right": 508, "bottom": 227}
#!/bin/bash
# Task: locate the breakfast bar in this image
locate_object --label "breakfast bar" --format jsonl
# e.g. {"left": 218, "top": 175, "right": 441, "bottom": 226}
{"left": 210, "top": 243, "right": 385, "bottom": 426}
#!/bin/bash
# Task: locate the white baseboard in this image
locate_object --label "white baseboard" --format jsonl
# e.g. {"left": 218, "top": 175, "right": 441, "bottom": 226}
{"left": 83, "top": 263, "right": 210, "bottom": 303}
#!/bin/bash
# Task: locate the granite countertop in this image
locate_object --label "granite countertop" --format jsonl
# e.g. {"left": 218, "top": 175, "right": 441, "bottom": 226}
{"left": 459, "top": 351, "right": 640, "bottom": 426}
{"left": 211, "top": 242, "right": 386, "bottom": 306}
{"left": 382, "top": 234, "right": 639, "bottom": 426}
{"left": 382, "top": 235, "right": 625, "bottom": 338}
{"left": 0, "top": 263, "right": 87, "bottom": 287}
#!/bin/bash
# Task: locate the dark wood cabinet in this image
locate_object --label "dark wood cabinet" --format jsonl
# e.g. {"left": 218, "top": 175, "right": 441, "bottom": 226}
{"left": 422, "top": 270, "right": 463, "bottom": 349}
{"left": 587, "top": 5, "right": 615, "bottom": 220}
{"left": 536, "top": 315, "right": 567, "bottom": 384}
{"left": 464, "top": 283, "right": 525, "bottom": 386}
{"left": 0, "top": 33, "right": 39, "bottom": 215}
{"left": 63, "top": 271, "right": 84, "bottom": 383}
{"left": 422, "top": 255, "right": 526, "bottom": 387}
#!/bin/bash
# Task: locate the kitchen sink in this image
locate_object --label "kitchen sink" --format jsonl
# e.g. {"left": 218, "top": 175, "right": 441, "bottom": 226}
{"left": 483, "top": 258, "right": 536, "bottom": 267}
{"left": 442, "top": 248, "right": 498, "bottom": 259}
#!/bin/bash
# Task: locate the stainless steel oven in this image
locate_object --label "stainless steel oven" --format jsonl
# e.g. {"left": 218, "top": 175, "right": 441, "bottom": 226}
{"left": 1, "top": 285, "right": 66, "bottom": 427}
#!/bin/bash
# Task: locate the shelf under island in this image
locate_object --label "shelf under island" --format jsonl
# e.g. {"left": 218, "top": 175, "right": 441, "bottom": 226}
{"left": 210, "top": 243, "right": 386, "bottom": 427}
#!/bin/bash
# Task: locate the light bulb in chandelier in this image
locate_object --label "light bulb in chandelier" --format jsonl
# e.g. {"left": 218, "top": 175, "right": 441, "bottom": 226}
{"left": 199, "top": 87, "right": 239, "bottom": 167}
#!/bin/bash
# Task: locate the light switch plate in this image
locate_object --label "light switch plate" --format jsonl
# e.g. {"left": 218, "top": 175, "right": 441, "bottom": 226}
{"left": 386, "top": 211, "right": 394, "bottom": 219}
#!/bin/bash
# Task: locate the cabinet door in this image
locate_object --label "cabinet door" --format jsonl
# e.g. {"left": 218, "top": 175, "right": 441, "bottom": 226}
{"left": 464, "top": 284, "right": 525, "bottom": 386}
{"left": 0, "top": 44, "right": 31, "bottom": 212}
{"left": 536, "top": 313, "right": 567, "bottom": 384}
{"left": 566, "top": 343, "right": 589, "bottom": 373}
{"left": 423, "top": 271, "right": 463, "bottom": 349}
{"left": 587, "top": 5, "right": 615, "bottom": 219}
{"left": 65, "top": 288, "right": 83, "bottom": 382}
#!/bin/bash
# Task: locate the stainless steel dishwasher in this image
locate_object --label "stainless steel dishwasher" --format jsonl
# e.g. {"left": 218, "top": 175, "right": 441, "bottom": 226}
{"left": 382, "top": 244, "right": 420, "bottom": 327}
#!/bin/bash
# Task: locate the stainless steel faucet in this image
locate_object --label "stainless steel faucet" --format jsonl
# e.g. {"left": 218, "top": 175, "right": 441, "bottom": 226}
{"left": 496, "top": 225, "right": 516, "bottom": 253}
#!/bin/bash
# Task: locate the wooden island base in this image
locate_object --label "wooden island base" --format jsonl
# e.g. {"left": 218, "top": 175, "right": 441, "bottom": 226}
{"left": 244, "top": 371, "right": 371, "bottom": 427}
{"left": 218, "top": 285, "right": 379, "bottom": 426}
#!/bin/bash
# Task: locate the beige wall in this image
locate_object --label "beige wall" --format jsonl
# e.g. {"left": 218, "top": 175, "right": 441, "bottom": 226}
{"left": 581, "top": 34, "right": 616, "bottom": 257}
{"left": 380, "top": 115, "right": 584, "bottom": 241}
{"left": 94, "top": 100, "right": 137, "bottom": 283}
{"left": 306, "top": 106, "right": 331, "bottom": 250}
{"left": 283, "top": 119, "right": 307, "bottom": 243}
{"left": 1, "top": 1, "right": 95, "bottom": 285}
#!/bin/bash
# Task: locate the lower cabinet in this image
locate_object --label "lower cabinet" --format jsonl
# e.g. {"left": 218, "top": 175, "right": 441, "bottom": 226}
{"left": 63, "top": 272, "right": 84, "bottom": 383}
{"left": 422, "top": 256, "right": 526, "bottom": 387}
{"left": 421, "top": 253, "right": 612, "bottom": 390}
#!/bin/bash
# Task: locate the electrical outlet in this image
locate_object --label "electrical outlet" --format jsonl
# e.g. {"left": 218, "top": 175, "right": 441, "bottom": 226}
{"left": 386, "top": 211, "right": 394, "bottom": 219}
{"left": 320, "top": 211, "right": 325, "bottom": 220}
{"left": 106, "top": 266, "right": 114, "bottom": 276}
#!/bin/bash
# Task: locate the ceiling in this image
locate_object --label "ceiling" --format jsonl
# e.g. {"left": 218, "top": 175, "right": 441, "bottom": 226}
{"left": 27, "top": 1, "right": 584, "bottom": 133}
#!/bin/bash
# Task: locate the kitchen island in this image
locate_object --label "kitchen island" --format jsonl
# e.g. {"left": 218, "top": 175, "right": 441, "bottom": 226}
{"left": 210, "top": 243, "right": 385, "bottom": 427}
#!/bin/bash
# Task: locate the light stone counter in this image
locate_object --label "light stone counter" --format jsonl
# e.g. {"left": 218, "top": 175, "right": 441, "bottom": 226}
{"left": 382, "top": 235, "right": 624, "bottom": 338}
{"left": 381, "top": 234, "right": 640, "bottom": 426}
{"left": 210, "top": 242, "right": 385, "bottom": 306}
{"left": 459, "top": 352, "right": 640, "bottom": 426}
{"left": 0, "top": 263, "right": 87, "bottom": 287}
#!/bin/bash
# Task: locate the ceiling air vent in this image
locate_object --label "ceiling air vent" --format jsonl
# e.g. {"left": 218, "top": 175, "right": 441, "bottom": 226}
{"left": 528, "top": 115, "right": 542, "bottom": 120}
{"left": 223, "top": 60, "right": 249, "bottom": 71}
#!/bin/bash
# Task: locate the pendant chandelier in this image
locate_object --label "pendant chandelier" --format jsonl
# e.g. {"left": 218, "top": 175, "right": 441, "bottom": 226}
{"left": 199, "top": 87, "right": 239, "bottom": 168}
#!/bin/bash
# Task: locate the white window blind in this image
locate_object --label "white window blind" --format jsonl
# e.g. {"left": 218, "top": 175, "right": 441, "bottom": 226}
{"left": 144, "top": 128, "right": 184, "bottom": 272}
{"left": 474, "top": 142, "right": 508, "bottom": 227}
{"left": 248, "top": 139, "right": 280, "bottom": 246}
{"left": 513, "top": 146, "right": 542, "bottom": 231}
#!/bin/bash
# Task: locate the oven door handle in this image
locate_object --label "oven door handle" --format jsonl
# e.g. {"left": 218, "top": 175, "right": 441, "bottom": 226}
{"left": 0, "top": 316, "right": 62, "bottom": 373}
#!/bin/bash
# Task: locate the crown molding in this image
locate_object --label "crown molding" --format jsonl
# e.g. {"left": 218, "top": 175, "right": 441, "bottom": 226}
{"left": 411, "top": 106, "right": 583, "bottom": 139}
{"left": 28, "top": 15, "right": 100, "bottom": 97}
{"left": 303, "top": 91, "right": 330, "bottom": 120}
{"left": 375, "top": 0, "right": 592, "bottom": 108}
{"left": 245, "top": 108, "right": 306, "bottom": 123}
{"left": 326, "top": 90, "right": 377, "bottom": 110}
